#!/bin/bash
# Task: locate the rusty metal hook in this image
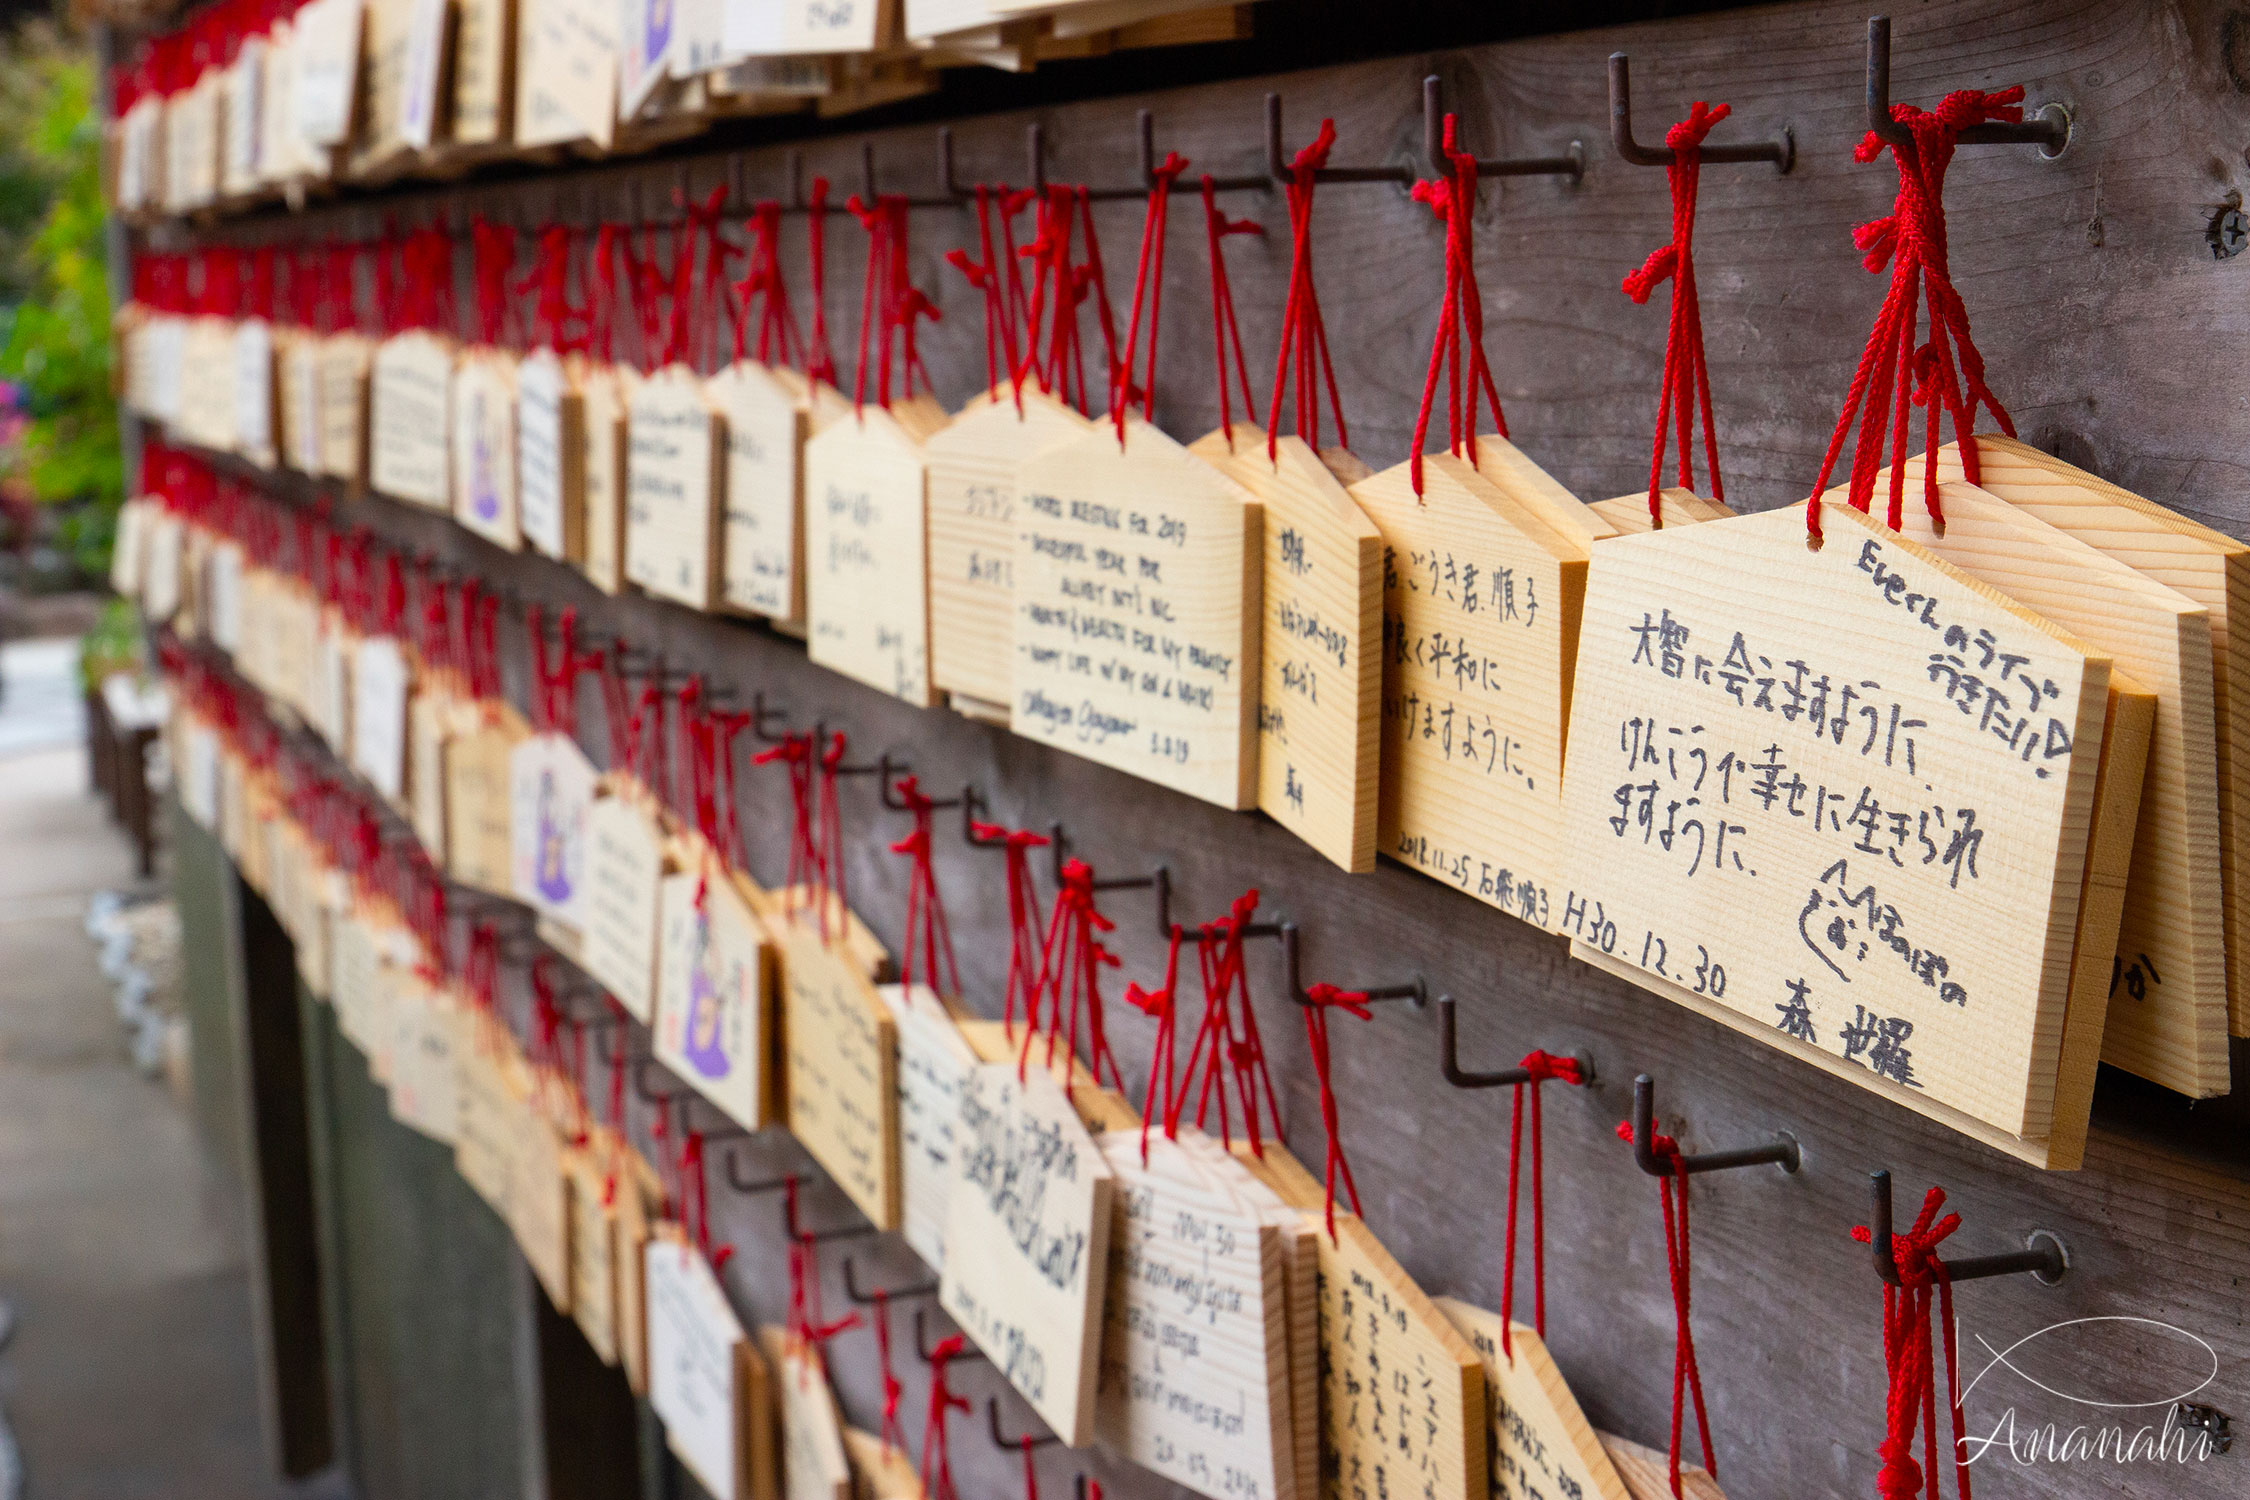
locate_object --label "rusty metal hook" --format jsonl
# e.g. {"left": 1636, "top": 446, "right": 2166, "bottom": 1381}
{"left": 1436, "top": 997, "right": 1595, "bottom": 1088}
{"left": 1866, "top": 15, "right": 2069, "bottom": 155}
{"left": 841, "top": 1256, "right": 940, "bottom": 1305}
{"left": 989, "top": 1396, "right": 1060, "bottom": 1451}
{"left": 915, "top": 1307, "right": 988, "bottom": 1365}
{"left": 1867, "top": 1170, "right": 2067, "bottom": 1285}
{"left": 1608, "top": 53, "right": 1793, "bottom": 171}
{"left": 1629, "top": 1075, "right": 1799, "bottom": 1175}
{"left": 1285, "top": 922, "right": 1423, "bottom": 1009}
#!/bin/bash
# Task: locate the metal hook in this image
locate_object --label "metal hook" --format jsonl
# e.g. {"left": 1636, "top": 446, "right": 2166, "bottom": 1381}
{"left": 1607, "top": 53, "right": 1793, "bottom": 171}
{"left": 751, "top": 690, "right": 792, "bottom": 744}
{"left": 1866, "top": 16, "right": 2069, "bottom": 156}
{"left": 1048, "top": 825, "right": 1165, "bottom": 893}
{"left": 632, "top": 1056, "right": 686, "bottom": 1104}
{"left": 989, "top": 1397, "right": 1060, "bottom": 1451}
{"left": 1629, "top": 1075, "right": 1800, "bottom": 1175}
{"left": 1423, "top": 75, "right": 1584, "bottom": 182}
{"left": 915, "top": 1307, "right": 988, "bottom": 1364}
{"left": 1138, "top": 109, "right": 1267, "bottom": 194}
{"left": 1151, "top": 872, "right": 1286, "bottom": 943}
{"left": 718, "top": 1160, "right": 878, "bottom": 1241}
{"left": 841, "top": 1256, "right": 940, "bottom": 1305}
{"left": 721, "top": 1152, "right": 793, "bottom": 1195}
{"left": 1284, "top": 922, "right": 1424, "bottom": 1008}
{"left": 861, "top": 137, "right": 965, "bottom": 210}
{"left": 1025, "top": 122, "right": 1143, "bottom": 202}
{"left": 1436, "top": 997, "right": 1594, "bottom": 1087}
{"left": 1867, "top": 1171, "right": 2067, "bottom": 1285}
{"left": 1264, "top": 92, "right": 1414, "bottom": 185}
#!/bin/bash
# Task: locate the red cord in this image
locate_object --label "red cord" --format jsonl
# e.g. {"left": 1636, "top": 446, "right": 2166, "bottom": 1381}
{"left": 1122, "top": 925, "right": 1184, "bottom": 1163}
{"left": 1497, "top": 1050, "right": 1583, "bottom": 1358}
{"left": 888, "top": 775, "right": 960, "bottom": 996}
{"left": 1299, "top": 982, "right": 1371, "bottom": 1239}
{"left": 920, "top": 1335, "right": 972, "bottom": 1500}
{"left": 1622, "top": 104, "right": 1730, "bottom": 524}
{"left": 870, "top": 1289, "right": 906, "bottom": 1455}
{"left": 1267, "top": 121, "right": 1348, "bottom": 458}
{"left": 1615, "top": 1117, "right": 1716, "bottom": 1496}
{"left": 1407, "top": 116, "right": 1507, "bottom": 497}
{"left": 806, "top": 177, "right": 839, "bottom": 388}
{"left": 1111, "top": 154, "right": 1188, "bottom": 443}
{"left": 1199, "top": 177, "right": 1264, "bottom": 447}
{"left": 1852, "top": 1188, "right": 1970, "bottom": 1500}
{"left": 1805, "top": 89, "right": 2023, "bottom": 543}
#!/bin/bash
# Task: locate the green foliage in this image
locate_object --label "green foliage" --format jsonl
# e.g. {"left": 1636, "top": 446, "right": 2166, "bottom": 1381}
{"left": 79, "top": 592, "right": 142, "bottom": 693}
{"left": 0, "top": 23, "right": 121, "bottom": 580}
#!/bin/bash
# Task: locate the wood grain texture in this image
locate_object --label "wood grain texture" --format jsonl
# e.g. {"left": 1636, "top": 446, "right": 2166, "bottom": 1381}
{"left": 627, "top": 364, "right": 728, "bottom": 609}
{"left": 1437, "top": 1298, "right": 1631, "bottom": 1500}
{"left": 369, "top": 331, "right": 455, "bottom": 509}
{"left": 804, "top": 398, "right": 949, "bottom": 706}
{"left": 780, "top": 911, "right": 905, "bottom": 1231}
{"left": 712, "top": 361, "right": 817, "bottom": 622}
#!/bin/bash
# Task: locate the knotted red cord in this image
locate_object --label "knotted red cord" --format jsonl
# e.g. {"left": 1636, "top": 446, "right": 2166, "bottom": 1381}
{"left": 816, "top": 731, "right": 850, "bottom": 940}
{"left": 945, "top": 185, "right": 1022, "bottom": 398}
{"left": 673, "top": 186, "right": 733, "bottom": 370}
{"left": 1408, "top": 116, "right": 1506, "bottom": 496}
{"left": 920, "top": 1334, "right": 972, "bottom": 1500}
{"left": 471, "top": 217, "right": 515, "bottom": 347}
{"left": 589, "top": 225, "right": 623, "bottom": 365}
{"left": 1267, "top": 121, "right": 1348, "bottom": 457}
{"left": 679, "top": 1125, "right": 733, "bottom": 1270}
{"left": 1614, "top": 1117, "right": 1716, "bottom": 1497}
{"left": 1851, "top": 1188, "right": 1970, "bottom": 1500}
{"left": 1180, "top": 891, "right": 1282, "bottom": 1155}
{"left": 848, "top": 193, "right": 939, "bottom": 411}
{"left": 971, "top": 821, "right": 1050, "bottom": 1034}
{"left": 889, "top": 776, "right": 960, "bottom": 997}
{"left": 783, "top": 1177, "right": 859, "bottom": 1350}
{"left": 1805, "top": 89, "right": 2024, "bottom": 543}
{"left": 1622, "top": 103, "right": 1730, "bottom": 523}
{"left": 1110, "top": 153, "right": 1188, "bottom": 444}
{"left": 1497, "top": 1050, "right": 1584, "bottom": 1358}
{"left": 754, "top": 732, "right": 821, "bottom": 918}
{"left": 1020, "top": 1437, "right": 1039, "bottom": 1500}
{"left": 733, "top": 201, "right": 802, "bottom": 367}
{"left": 1023, "top": 858, "right": 1121, "bottom": 1089}
{"left": 806, "top": 176, "right": 840, "bottom": 388}
{"left": 515, "top": 225, "right": 578, "bottom": 352}
{"left": 1122, "top": 925, "right": 1184, "bottom": 1163}
{"left": 1199, "top": 177, "right": 1264, "bottom": 446}
{"left": 1300, "top": 982, "right": 1370, "bottom": 1238}
{"left": 870, "top": 1289, "right": 906, "bottom": 1455}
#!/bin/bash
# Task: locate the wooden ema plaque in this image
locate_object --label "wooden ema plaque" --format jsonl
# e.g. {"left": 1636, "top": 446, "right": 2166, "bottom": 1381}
{"left": 451, "top": 0, "right": 515, "bottom": 147}
{"left": 518, "top": 349, "right": 586, "bottom": 560}
{"left": 953, "top": 1017, "right": 1145, "bottom": 1137}
{"left": 511, "top": 1071, "right": 575, "bottom": 1312}
{"left": 879, "top": 982, "right": 976, "bottom": 1270}
{"left": 646, "top": 1232, "right": 752, "bottom": 1500}
{"left": 628, "top": 365, "right": 727, "bottom": 609}
{"left": 1435, "top": 1298, "right": 1631, "bottom": 1500}
{"left": 1588, "top": 488, "right": 1737, "bottom": 535}
{"left": 281, "top": 332, "right": 326, "bottom": 473}
{"left": 1909, "top": 437, "right": 2250, "bottom": 1041}
{"left": 409, "top": 689, "right": 462, "bottom": 860}
{"left": 778, "top": 909, "right": 901, "bottom": 1231}
{"left": 233, "top": 319, "right": 278, "bottom": 466}
{"left": 1013, "top": 416, "right": 1263, "bottom": 808}
{"left": 1597, "top": 1435, "right": 1724, "bottom": 1500}
{"left": 1560, "top": 501, "right": 2120, "bottom": 1159}
{"left": 452, "top": 349, "right": 522, "bottom": 549}
{"left": 567, "top": 1135, "right": 620, "bottom": 1363}
{"left": 654, "top": 861, "right": 778, "bottom": 1130}
{"left": 939, "top": 1061, "right": 1116, "bottom": 1447}
{"left": 1195, "top": 426, "right": 1383, "bottom": 872}
{"left": 723, "top": 0, "right": 887, "bottom": 55}
{"left": 617, "top": 1146, "right": 663, "bottom": 1395}
{"left": 516, "top": 0, "right": 619, "bottom": 150}
{"left": 1349, "top": 447, "right": 1591, "bottom": 926}
{"left": 350, "top": 636, "right": 411, "bottom": 804}
{"left": 760, "top": 1328, "right": 852, "bottom": 1500}
{"left": 293, "top": 0, "right": 363, "bottom": 153}
{"left": 509, "top": 730, "right": 598, "bottom": 930}
{"left": 1093, "top": 1129, "right": 1297, "bottom": 1500}
{"left": 446, "top": 703, "right": 527, "bottom": 895}
{"left": 318, "top": 334, "right": 373, "bottom": 485}
{"left": 387, "top": 969, "right": 461, "bottom": 1142}
{"left": 1232, "top": 1144, "right": 1485, "bottom": 1500}
{"left": 925, "top": 385, "right": 1088, "bottom": 710}
{"left": 582, "top": 786, "right": 673, "bottom": 1022}
{"left": 454, "top": 1019, "right": 521, "bottom": 1214}
{"left": 1822, "top": 476, "right": 2228, "bottom": 1100}
{"left": 177, "top": 319, "right": 238, "bottom": 450}
{"left": 842, "top": 1427, "right": 923, "bottom": 1500}
{"left": 370, "top": 331, "right": 456, "bottom": 508}
{"left": 711, "top": 362, "right": 831, "bottom": 623}
{"left": 803, "top": 397, "right": 949, "bottom": 705}
{"left": 582, "top": 365, "right": 632, "bottom": 592}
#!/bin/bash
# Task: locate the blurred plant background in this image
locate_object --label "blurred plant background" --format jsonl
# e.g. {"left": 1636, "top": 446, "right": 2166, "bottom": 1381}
{"left": 0, "top": 20, "right": 118, "bottom": 593}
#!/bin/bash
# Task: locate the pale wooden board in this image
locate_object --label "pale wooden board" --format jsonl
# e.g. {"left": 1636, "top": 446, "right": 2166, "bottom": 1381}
{"left": 582, "top": 365, "right": 632, "bottom": 593}
{"left": 628, "top": 364, "right": 728, "bottom": 610}
{"left": 723, "top": 0, "right": 888, "bottom": 56}
{"left": 925, "top": 386, "right": 1088, "bottom": 706}
{"left": 779, "top": 912, "right": 903, "bottom": 1231}
{"left": 444, "top": 708, "right": 526, "bottom": 895}
{"left": 1471, "top": 436, "right": 1619, "bottom": 547}
{"left": 177, "top": 319, "right": 239, "bottom": 451}
{"left": 1190, "top": 429, "right": 1382, "bottom": 873}
{"left": 350, "top": 637, "right": 411, "bottom": 805}
{"left": 954, "top": 1017, "right": 1145, "bottom": 1133}
{"left": 1350, "top": 453, "right": 1585, "bottom": 927}
{"left": 1905, "top": 434, "right": 2250, "bottom": 1040}
{"left": 519, "top": 349, "right": 586, "bottom": 560}
{"left": 509, "top": 731, "right": 598, "bottom": 928}
{"left": 1211, "top": 1140, "right": 1318, "bottom": 1500}
{"left": 1560, "top": 502, "right": 2112, "bottom": 1144}
{"left": 1092, "top": 1130, "right": 1294, "bottom": 1500}
{"left": 516, "top": 0, "right": 621, "bottom": 150}
{"left": 408, "top": 689, "right": 458, "bottom": 860}
{"left": 453, "top": 350, "right": 523, "bottom": 547}
{"left": 453, "top": 1022, "right": 522, "bottom": 1216}
{"left": 280, "top": 333, "right": 326, "bottom": 474}
{"left": 233, "top": 319, "right": 278, "bottom": 466}
{"left": 647, "top": 1234, "right": 750, "bottom": 1500}
{"left": 653, "top": 862, "right": 779, "bottom": 1130}
{"left": 1013, "top": 416, "right": 1263, "bottom": 809}
{"left": 510, "top": 1074, "right": 576, "bottom": 1312}
{"left": 369, "top": 331, "right": 456, "bottom": 508}
{"left": 939, "top": 1061, "right": 1115, "bottom": 1446}
{"left": 711, "top": 362, "right": 814, "bottom": 623}
{"left": 759, "top": 1329, "right": 853, "bottom": 1500}
{"left": 617, "top": 1150, "right": 656, "bottom": 1396}
{"left": 582, "top": 789, "right": 673, "bottom": 1023}
{"left": 803, "top": 401, "right": 946, "bottom": 706}
{"left": 386, "top": 969, "right": 462, "bottom": 1143}
{"left": 1589, "top": 487, "right": 1737, "bottom": 535}
{"left": 1596, "top": 1434, "right": 1726, "bottom": 1500}
{"left": 841, "top": 1426, "right": 923, "bottom": 1500}
{"left": 1436, "top": 1298, "right": 1631, "bottom": 1500}
{"left": 1831, "top": 479, "right": 2228, "bottom": 1099}
{"left": 318, "top": 334, "right": 373, "bottom": 486}
{"left": 879, "top": 982, "right": 978, "bottom": 1271}
{"left": 739, "top": 1330, "right": 780, "bottom": 1500}
{"left": 566, "top": 1139, "right": 621, "bottom": 1364}
{"left": 451, "top": 0, "right": 514, "bottom": 144}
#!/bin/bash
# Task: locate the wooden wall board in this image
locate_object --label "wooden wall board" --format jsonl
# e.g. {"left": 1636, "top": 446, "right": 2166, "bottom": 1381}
{"left": 712, "top": 361, "right": 821, "bottom": 624}
{"left": 627, "top": 364, "right": 728, "bottom": 609}
{"left": 1350, "top": 453, "right": 1585, "bottom": 927}
{"left": 1436, "top": 1297, "right": 1631, "bottom": 1500}
{"left": 803, "top": 400, "right": 947, "bottom": 707}
{"left": 1589, "top": 488, "right": 1736, "bottom": 535}
{"left": 1905, "top": 434, "right": 2250, "bottom": 1040}
{"left": 779, "top": 912, "right": 903, "bottom": 1231}
{"left": 1837, "top": 479, "right": 2229, "bottom": 1098}
{"left": 1013, "top": 416, "right": 1263, "bottom": 808}
{"left": 1562, "top": 502, "right": 2114, "bottom": 1148}
{"left": 925, "top": 385, "right": 1089, "bottom": 707}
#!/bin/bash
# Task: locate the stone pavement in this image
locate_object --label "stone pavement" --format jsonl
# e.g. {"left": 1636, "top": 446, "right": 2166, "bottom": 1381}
{"left": 0, "top": 729, "right": 340, "bottom": 1497}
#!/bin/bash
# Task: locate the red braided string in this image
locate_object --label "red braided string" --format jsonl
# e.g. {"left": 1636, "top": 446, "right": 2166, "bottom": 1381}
{"left": 1299, "top": 981, "right": 1370, "bottom": 1238}
{"left": 920, "top": 1335, "right": 972, "bottom": 1500}
{"left": 784, "top": 1177, "right": 858, "bottom": 1349}
{"left": 1123, "top": 925, "right": 1184, "bottom": 1163}
{"left": 1199, "top": 176, "right": 1264, "bottom": 447}
{"left": 1805, "top": 89, "right": 2023, "bottom": 543}
{"left": 870, "top": 1289, "right": 906, "bottom": 1455}
{"left": 1614, "top": 1117, "right": 1715, "bottom": 1496}
{"left": 470, "top": 217, "right": 515, "bottom": 348}
{"left": 1267, "top": 121, "right": 1348, "bottom": 458}
{"left": 806, "top": 177, "right": 839, "bottom": 388}
{"left": 1497, "top": 1050, "right": 1583, "bottom": 1358}
{"left": 1622, "top": 104, "right": 1730, "bottom": 524}
{"left": 680, "top": 1129, "right": 732, "bottom": 1269}
{"left": 734, "top": 201, "right": 802, "bottom": 368}
{"left": 1111, "top": 154, "right": 1187, "bottom": 443}
{"left": 1851, "top": 1187, "right": 1970, "bottom": 1500}
{"left": 1407, "top": 116, "right": 1507, "bottom": 497}
{"left": 1022, "top": 858, "right": 1121, "bottom": 1089}
{"left": 888, "top": 775, "right": 960, "bottom": 997}
{"left": 971, "top": 821, "right": 1050, "bottom": 1034}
